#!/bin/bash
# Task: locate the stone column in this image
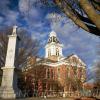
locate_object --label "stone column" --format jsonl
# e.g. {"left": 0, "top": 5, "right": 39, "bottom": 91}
{"left": 0, "top": 26, "right": 20, "bottom": 99}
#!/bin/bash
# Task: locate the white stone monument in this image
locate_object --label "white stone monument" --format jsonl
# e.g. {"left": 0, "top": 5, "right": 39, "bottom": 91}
{"left": 0, "top": 26, "right": 20, "bottom": 99}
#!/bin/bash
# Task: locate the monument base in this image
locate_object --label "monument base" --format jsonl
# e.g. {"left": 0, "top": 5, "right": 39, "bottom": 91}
{"left": 0, "top": 87, "right": 19, "bottom": 99}
{"left": 0, "top": 67, "right": 20, "bottom": 99}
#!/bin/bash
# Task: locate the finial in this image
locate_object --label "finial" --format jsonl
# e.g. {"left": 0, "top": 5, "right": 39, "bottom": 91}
{"left": 50, "top": 31, "right": 57, "bottom": 37}
{"left": 12, "top": 25, "right": 18, "bottom": 35}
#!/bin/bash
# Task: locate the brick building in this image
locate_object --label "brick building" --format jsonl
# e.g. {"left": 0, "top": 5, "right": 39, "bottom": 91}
{"left": 22, "top": 31, "right": 86, "bottom": 97}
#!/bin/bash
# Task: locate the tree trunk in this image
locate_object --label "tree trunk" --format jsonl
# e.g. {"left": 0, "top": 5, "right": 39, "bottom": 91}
{"left": 79, "top": 0, "right": 100, "bottom": 29}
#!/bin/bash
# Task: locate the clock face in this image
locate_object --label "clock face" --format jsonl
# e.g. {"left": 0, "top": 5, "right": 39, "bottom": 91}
{"left": 54, "top": 37, "right": 57, "bottom": 42}
{"left": 49, "top": 38, "right": 51, "bottom": 42}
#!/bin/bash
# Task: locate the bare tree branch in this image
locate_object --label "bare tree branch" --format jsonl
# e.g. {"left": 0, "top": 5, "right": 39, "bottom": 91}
{"left": 42, "top": 0, "right": 100, "bottom": 36}
{"left": 79, "top": 0, "right": 100, "bottom": 29}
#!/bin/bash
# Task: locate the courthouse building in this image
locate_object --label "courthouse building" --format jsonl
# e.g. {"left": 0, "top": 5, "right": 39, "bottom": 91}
{"left": 22, "top": 31, "right": 86, "bottom": 97}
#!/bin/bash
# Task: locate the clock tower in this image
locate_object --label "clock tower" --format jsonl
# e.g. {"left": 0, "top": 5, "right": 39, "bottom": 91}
{"left": 45, "top": 31, "right": 63, "bottom": 61}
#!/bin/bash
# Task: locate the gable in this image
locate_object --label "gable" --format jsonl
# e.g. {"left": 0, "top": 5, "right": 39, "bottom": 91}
{"left": 65, "top": 54, "right": 86, "bottom": 67}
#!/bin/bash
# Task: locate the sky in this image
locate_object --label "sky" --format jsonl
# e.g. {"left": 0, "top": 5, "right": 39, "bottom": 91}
{"left": 0, "top": 0, "right": 100, "bottom": 71}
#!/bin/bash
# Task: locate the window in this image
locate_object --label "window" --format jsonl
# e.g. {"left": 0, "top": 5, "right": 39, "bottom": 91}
{"left": 51, "top": 69, "right": 53, "bottom": 79}
{"left": 58, "top": 68, "right": 60, "bottom": 78}
{"left": 47, "top": 69, "right": 50, "bottom": 78}
{"left": 48, "top": 49, "right": 51, "bottom": 57}
{"left": 56, "top": 48, "right": 59, "bottom": 56}
{"left": 52, "top": 37, "right": 53, "bottom": 42}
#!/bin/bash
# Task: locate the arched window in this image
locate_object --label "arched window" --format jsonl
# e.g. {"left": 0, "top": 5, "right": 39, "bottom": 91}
{"left": 48, "top": 49, "right": 51, "bottom": 57}
{"left": 56, "top": 48, "right": 59, "bottom": 56}
{"left": 52, "top": 37, "right": 53, "bottom": 42}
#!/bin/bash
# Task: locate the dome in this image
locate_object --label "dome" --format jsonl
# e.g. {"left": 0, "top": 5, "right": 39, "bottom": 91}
{"left": 49, "top": 31, "right": 57, "bottom": 37}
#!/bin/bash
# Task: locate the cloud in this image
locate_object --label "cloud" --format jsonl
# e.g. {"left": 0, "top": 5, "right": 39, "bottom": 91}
{"left": 0, "top": 0, "right": 42, "bottom": 27}
{"left": 0, "top": 0, "right": 20, "bottom": 26}
{"left": 18, "top": 0, "right": 51, "bottom": 32}
{"left": 18, "top": 0, "right": 39, "bottom": 20}
{"left": 46, "top": 13, "right": 78, "bottom": 36}
{"left": 18, "top": 0, "right": 40, "bottom": 19}
{"left": 19, "top": 0, "right": 30, "bottom": 13}
{"left": 4, "top": 11, "right": 19, "bottom": 25}
{"left": 0, "top": 17, "right": 4, "bottom": 24}
{"left": 19, "top": 0, "right": 35, "bottom": 14}
{"left": 0, "top": 0, "right": 10, "bottom": 14}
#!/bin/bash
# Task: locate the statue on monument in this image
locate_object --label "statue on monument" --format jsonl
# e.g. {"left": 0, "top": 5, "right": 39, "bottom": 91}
{"left": 12, "top": 25, "right": 18, "bottom": 35}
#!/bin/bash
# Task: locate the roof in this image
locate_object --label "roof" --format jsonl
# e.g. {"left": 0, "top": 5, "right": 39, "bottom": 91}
{"left": 36, "top": 58, "right": 57, "bottom": 64}
{"left": 64, "top": 54, "right": 86, "bottom": 67}
{"left": 22, "top": 53, "right": 86, "bottom": 71}
{"left": 33, "top": 53, "right": 86, "bottom": 67}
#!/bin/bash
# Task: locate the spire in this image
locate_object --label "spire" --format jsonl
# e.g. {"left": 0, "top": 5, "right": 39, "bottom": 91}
{"left": 49, "top": 31, "right": 57, "bottom": 37}
{"left": 12, "top": 25, "right": 17, "bottom": 35}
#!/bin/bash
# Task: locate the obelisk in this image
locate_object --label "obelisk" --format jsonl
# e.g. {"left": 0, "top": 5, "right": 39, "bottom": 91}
{"left": 0, "top": 26, "right": 20, "bottom": 99}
